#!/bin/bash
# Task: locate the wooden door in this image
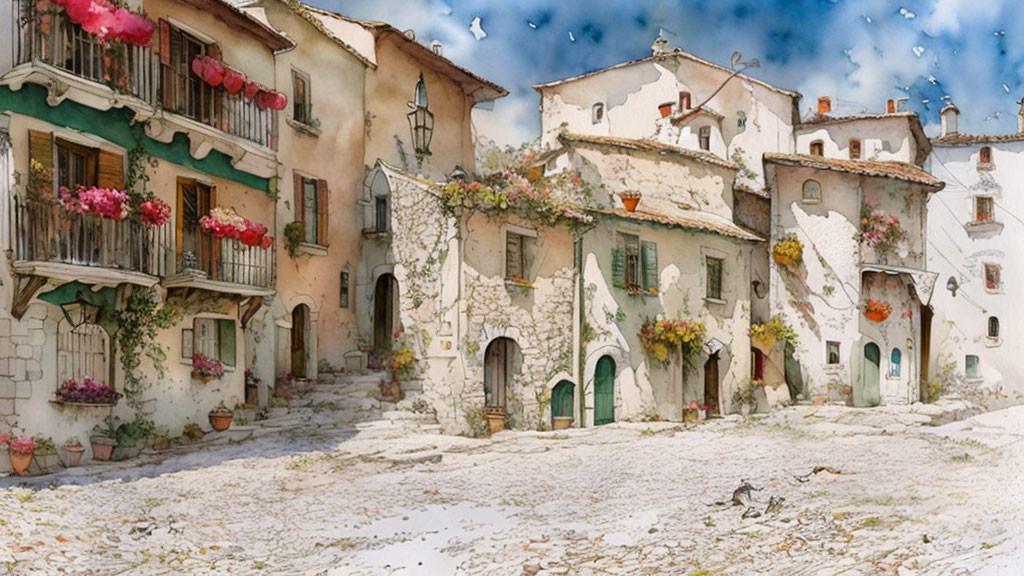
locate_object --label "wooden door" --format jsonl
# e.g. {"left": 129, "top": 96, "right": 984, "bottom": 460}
{"left": 857, "top": 343, "right": 881, "bottom": 407}
{"left": 484, "top": 338, "right": 510, "bottom": 409}
{"left": 704, "top": 352, "right": 720, "bottom": 413}
{"left": 594, "top": 356, "right": 615, "bottom": 425}
{"left": 291, "top": 305, "right": 307, "bottom": 379}
{"left": 373, "top": 274, "right": 396, "bottom": 354}
{"left": 177, "top": 180, "right": 215, "bottom": 277}
{"left": 551, "top": 380, "right": 574, "bottom": 421}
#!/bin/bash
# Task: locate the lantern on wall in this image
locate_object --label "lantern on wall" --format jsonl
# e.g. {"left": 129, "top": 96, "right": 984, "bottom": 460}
{"left": 406, "top": 73, "right": 434, "bottom": 164}
{"left": 59, "top": 298, "right": 100, "bottom": 329}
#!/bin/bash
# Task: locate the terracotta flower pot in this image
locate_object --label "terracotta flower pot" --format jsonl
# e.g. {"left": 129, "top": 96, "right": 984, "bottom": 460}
{"left": 552, "top": 416, "right": 573, "bottom": 431}
{"left": 209, "top": 412, "right": 233, "bottom": 432}
{"left": 622, "top": 196, "right": 641, "bottom": 212}
{"left": 90, "top": 436, "right": 117, "bottom": 462}
{"left": 485, "top": 411, "right": 507, "bottom": 434}
{"left": 62, "top": 445, "right": 86, "bottom": 467}
{"left": 865, "top": 310, "right": 889, "bottom": 323}
{"left": 192, "top": 371, "right": 215, "bottom": 383}
{"left": 658, "top": 103, "right": 673, "bottom": 117}
{"left": 9, "top": 450, "right": 33, "bottom": 476}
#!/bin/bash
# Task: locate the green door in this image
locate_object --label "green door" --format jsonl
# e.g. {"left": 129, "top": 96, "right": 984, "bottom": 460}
{"left": 857, "top": 342, "right": 881, "bottom": 407}
{"left": 594, "top": 356, "right": 615, "bottom": 425}
{"left": 551, "top": 380, "right": 574, "bottom": 421}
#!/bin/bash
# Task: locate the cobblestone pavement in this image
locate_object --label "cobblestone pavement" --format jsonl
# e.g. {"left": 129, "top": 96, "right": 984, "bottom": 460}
{"left": 1, "top": 398, "right": 1022, "bottom": 575}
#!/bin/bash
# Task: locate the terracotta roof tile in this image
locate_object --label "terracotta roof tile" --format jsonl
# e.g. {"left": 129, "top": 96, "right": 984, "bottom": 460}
{"left": 589, "top": 206, "right": 762, "bottom": 241}
{"left": 931, "top": 132, "right": 1024, "bottom": 145}
{"left": 560, "top": 133, "right": 738, "bottom": 171}
{"left": 764, "top": 153, "right": 945, "bottom": 191}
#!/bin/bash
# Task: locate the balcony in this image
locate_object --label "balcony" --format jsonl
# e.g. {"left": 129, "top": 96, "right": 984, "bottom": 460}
{"left": 12, "top": 196, "right": 171, "bottom": 286}
{"left": 163, "top": 238, "right": 274, "bottom": 297}
{"left": 7, "top": 0, "right": 278, "bottom": 157}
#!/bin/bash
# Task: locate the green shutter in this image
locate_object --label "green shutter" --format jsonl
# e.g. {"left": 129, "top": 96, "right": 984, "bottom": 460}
{"left": 611, "top": 248, "right": 625, "bottom": 288}
{"left": 641, "top": 241, "right": 658, "bottom": 291}
{"left": 218, "top": 319, "right": 236, "bottom": 368}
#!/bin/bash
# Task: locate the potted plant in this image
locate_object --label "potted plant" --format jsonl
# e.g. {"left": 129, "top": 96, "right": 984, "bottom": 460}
{"left": 268, "top": 396, "right": 290, "bottom": 418}
{"left": 732, "top": 380, "right": 759, "bottom": 416}
{"left": 112, "top": 416, "right": 156, "bottom": 461}
{"left": 8, "top": 436, "right": 35, "bottom": 476}
{"left": 618, "top": 190, "right": 642, "bottom": 213}
{"left": 552, "top": 416, "right": 573, "bottom": 430}
{"left": 61, "top": 437, "right": 86, "bottom": 467}
{"left": 182, "top": 422, "right": 206, "bottom": 442}
{"left": 209, "top": 402, "right": 234, "bottom": 432}
{"left": 684, "top": 401, "right": 701, "bottom": 423}
{"left": 864, "top": 300, "right": 892, "bottom": 323}
{"left": 0, "top": 434, "right": 11, "bottom": 475}
{"left": 90, "top": 418, "right": 118, "bottom": 462}
{"left": 658, "top": 102, "right": 674, "bottom": 117}
{"left": 638, "top": 317, "right": 707, "bottom": 367}
{"left": 30, "top": 436, "right": 59, "bottom": 474}
{"left": 771, "top": 234, "right": 804, "bottom": 268}
{"left": 697, "top": 403, "right": 709, "bottom": 422}
{"left": 749, "top": 316, "right": 799, "bottom": 351}
{"left": 484, "top": 407, "right": 508, "bottom": 434}
{"left": 192, "top": 353, "right": 225, "bottom": 382}
{"left": 55, "top": 377, "right": 122, "bottom": 406}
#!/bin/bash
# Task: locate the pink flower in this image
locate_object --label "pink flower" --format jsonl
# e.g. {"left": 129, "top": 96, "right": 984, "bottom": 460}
{"left": 139, "top": 199, "right": 171, "bottom": 227}
{"left": 9, "top": 436, "right": 35, "bottom": 454}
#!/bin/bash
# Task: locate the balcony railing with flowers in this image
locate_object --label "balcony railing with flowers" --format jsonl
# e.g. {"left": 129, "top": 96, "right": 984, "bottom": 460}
{"left": 13, "top": 196, "right": 171, "bottom": 276}
{"left": 177, "top": 238, "right": 273, "bottom": 289}
{"left": 8, "top": 0, "right": 159, "bottom": 102}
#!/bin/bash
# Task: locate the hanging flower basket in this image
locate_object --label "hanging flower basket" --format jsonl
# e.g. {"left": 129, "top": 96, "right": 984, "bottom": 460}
{"left": 864, "top": 300, "right": 891, "bottom": 322}
{"left": 199, "top": 207, "right": 273, "bottom": 249}
{"left": 619, "top": 191, "right": 642, "bottom": 213}
{"left": 52, "top": 0, "right": 155, "bottom": 46}
{"left": 771, "top": 235, "right": 803, "bottom": 267}
{"left": 209, "top": 403, "right": 234, "bottom": 431}
{"left": 639, "top": 317, "right": 707, "bottom": 366}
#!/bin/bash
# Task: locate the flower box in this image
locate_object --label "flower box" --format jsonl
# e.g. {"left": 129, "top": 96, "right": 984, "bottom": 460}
{"left": 55, "top": 378, "right": 121, "bottom": 406}
{"left": 192, "top": 353, "right": 224, "bottom": 381}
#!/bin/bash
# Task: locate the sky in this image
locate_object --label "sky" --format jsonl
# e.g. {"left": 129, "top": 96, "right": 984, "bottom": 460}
{"left": 312, "top": 0, "right": 1024, "bottom": 148}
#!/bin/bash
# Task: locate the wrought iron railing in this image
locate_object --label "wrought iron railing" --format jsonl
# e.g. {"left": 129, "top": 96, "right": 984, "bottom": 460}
{"left": 13, "top": 196, "right": 171, "bottom": 276}
{"left": 9, "top": 0, "right": 160, "bottom": 102}
{"left": 177, "top": 238, "right": 273, "bottom": 289}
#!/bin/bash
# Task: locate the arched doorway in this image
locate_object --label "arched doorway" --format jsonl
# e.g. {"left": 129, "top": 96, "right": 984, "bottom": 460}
{"left": 704, "top": 352, "right": 720, "bottom": 413}
{"left": 291, "top": 304, "right": 309, "bottom": 379}
{"left": 373, "top": 274, "right": 399, "bottom": 355}
{"left": 484, "top": 337, "right": 519, "bottom": 411}
{"left": 594, "top": 355, "right": 615, "bottom": 425}
{"left": 857, "top": 342, "right": 881, "bottom": 407}
{"left": 551, "top": 380, "right": 574, "bottom": 426}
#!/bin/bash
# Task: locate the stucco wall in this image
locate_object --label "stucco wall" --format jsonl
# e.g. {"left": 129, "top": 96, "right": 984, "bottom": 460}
{"left": 795, "top": 117, "right": 920, "bottom": 164}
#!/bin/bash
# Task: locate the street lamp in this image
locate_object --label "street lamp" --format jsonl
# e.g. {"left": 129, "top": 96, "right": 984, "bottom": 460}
{"left": 407, "top": 73, "right": 434, "bottom": 164}
{"left": 59, "top": 298, "right": 99, "bottom": 328}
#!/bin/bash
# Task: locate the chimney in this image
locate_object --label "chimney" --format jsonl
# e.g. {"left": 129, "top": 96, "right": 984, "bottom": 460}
{"left": 651, "top": 34, "right": 669, "bottom": 57}
{"left": 940, "top": 103, "right": 959, "bottom": 137}
{"left": 431, "top": 40, "right": 442, "bottom": 56}
{"left": 1018, "top": 99, "right": 1024, "bottom": 133}
{"left": 817, "top": 96, "right": 832, "bottom": 115}
{"left": 886, "top": 99, "right": 896, "bottom": 114}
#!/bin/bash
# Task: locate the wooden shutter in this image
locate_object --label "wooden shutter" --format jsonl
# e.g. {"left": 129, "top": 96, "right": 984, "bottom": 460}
{"left": 611, "top": 248, "right": 625, "bottom": 288}
{"left": 159, "top": 19, "right": 171, "bottom": 66}
{"left": 641, "top": 241, "right": 658, "bottom": 291}
{"left": 505, "top": 233, "right": 523, "bottom": 279}
{"left": 96, "top": 150, "right": 124, "bottom": 190}
{"left": 28, "top": 130, "right": 54, "bottom": 196}
{"left": 317, "top": 179, "right": 329, "bottom": 246}
{"left": 217, "top": 319, "right": 236, "bottom": 368}
{"left": 293, "top": 172, "right": 304, "bottom": 223}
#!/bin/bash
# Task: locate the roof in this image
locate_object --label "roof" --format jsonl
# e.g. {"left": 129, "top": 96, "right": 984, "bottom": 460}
{"left": 182, "top": 0, "right": 295, "bottom": 51}
{"left": 298, "top": 4, "right": 507, "bottom": 102}
{"left": 931, "top": 132, "right": 1024, "bottom": 146}
{"left": 268, "top": 0, "right": 376, "bottom": 67}
{"left": 559, "top": 132, "right": 738, "bottom": 171}
{"left": 797, "top": 112, "right": 931, "bottom": 165}
{"left": 734, "top": 182, "right": 770, "bottom": 199}
{"left": 764, "top": 153, "right": 945, "bottom": 192}
{"left": 590, "top": 202, "right": 762, "bottom": 242}
{"left": 670, "top": 106, "right": 725, "bottom": 125}
{"left": 533, "top": 49, "right": 799, "bottom": 98}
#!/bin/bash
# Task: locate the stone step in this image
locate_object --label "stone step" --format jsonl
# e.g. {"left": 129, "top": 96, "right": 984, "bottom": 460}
{"left": 417, "top": 424, "right": 443, "bottom": 434}
{"left": 382, "top": 410, "right": 436, "bottom": 424}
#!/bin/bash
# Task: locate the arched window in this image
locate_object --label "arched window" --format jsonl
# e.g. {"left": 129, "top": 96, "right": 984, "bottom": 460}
{"left": 592, "top": 102, "right": 604, "bottom": 124}
{"left": 889, "top": 348, "right": 902, "bottom": 378}
{"left": 810, "top": 140, "right": 824, "bottom": 156}
{"left": 802, "top": 179, "right": 821, "bottom": 203}
{"left": 989, "top": 316, "right": 1000, "bottom": 339}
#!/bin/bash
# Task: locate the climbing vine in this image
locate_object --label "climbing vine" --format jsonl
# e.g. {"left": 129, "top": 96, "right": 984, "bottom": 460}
{"left": 114, "top": 287, "right": 181, "bottom": 409}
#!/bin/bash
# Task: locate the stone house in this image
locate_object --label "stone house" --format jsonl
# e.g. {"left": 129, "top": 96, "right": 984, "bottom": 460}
{"left": 764, "top": 101, "right": 944, "bottom": 405}
{"left": 0, "top": 0, "right": 289, "bottom": 447}
{"left": 925, "top": 102, "right": 1024, "bottom": 407}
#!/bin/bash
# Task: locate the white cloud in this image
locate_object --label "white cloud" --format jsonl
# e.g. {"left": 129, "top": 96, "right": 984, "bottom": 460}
{"left": 470, "top": 16, "right": 486, "bottom": 40}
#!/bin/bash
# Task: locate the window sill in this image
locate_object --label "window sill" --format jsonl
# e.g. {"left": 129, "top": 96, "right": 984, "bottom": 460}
{"left": 362, "top": 230, "right": 391, "bottom": 241}
{"left": 985, "top": 337, "right": 1001, "bottom": 348}
{"left": 984, "top": 286, "right": 1003, "bottom": 295}
{"left": 286, "top": 116, "right": 321, "bottom": 137}
{"left": 623, "top": 287, "right": 659, "bottom": 298}
{"left": 964, "top": 220, "right": 1003, "bottom": 235}
{"left": 505, "top": 278, "right": 535, "bottom": 290}
{"left": 977, "top": 163, "right": 995, "bottom": 171}
{"left": 704, "top": 297, "right": 727, "bottom": 306}
{"left": 180, "top": 360, "right": 236, "bottom": 373}
{"left": 295, "top": 243, "right": 328, "bottom": 257}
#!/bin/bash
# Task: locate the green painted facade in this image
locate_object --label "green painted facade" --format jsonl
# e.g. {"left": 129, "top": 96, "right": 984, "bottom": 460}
{"left": 0, "top": 84, "right": 269, "bottom": 191}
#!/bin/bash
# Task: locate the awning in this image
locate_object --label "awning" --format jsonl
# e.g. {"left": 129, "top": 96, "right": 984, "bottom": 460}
{"left": 861, "top": 264, "right": 939, "bottom": 306}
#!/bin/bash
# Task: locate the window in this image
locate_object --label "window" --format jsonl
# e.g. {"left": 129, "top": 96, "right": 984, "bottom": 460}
{"left": 340, "top": 269, "right": 350, "bottom": 308}
{"left": 191, "top": 318, "right": 236, "bottom": 368}
{"left": 706, "top": 256, "right": 723, "bottom": 300}
{"left": 802, "top": 179, "right": 821, "bottom": 203}
{"left": 505, "top": 232, "right": 526, "bottom": 280}
{"left": 983, "top": 263, "right": 1001, "bottom": 291}
{"left": 889, "top": 348, "right": 902, "bottom": 378}
{"left": 374, "top": 196, "right": 388, "bottom": 233}
{"left": 592, "top": 102, "right": 604, "bottom": 124}
{"left": 292, "top": 69, "right": 312, "bottom": 125}
{"left": 965, "top": 354, "right": 980, "bottom": 379}
{"left": 826, "top": 341, "right": 840, "bottom": 365}
{"left": 698, "top": 126, "right": 711, "bottom": 151}
{"left": 810, "top": 140, "right": 824, "bottom": 156}
{"left": 57, "top": 323, "right": 109, "bottom": 385}
{"left": 988, "top": 316, "right": 999, "bottom": 339}
{"left": 293, "top": 173, "right": 329, "bottom": 246}
{"left": 979, "top": 146, "right": 992, "bottom": 165}
{"left": 975, "top": 196, "right": 994, "bottom": 223}
{"left": 612, "top": 233, "right": 641, "bottom": 290}
{"left": 849, "top": 138, "right": 862, "bottom": 160}
{"left": 752, "top": 349, "right": 765, "bottom": 380}
{"left": 160, "top": 22, "right": 214, "bottom": 121}
{"left": 56, "top": 139, "right": 97, "bottom": 191}
{"left": 177, "top": 179, "right": 215, "bottom": 275}
{"left": 679, "top": 91, "right": 691, "bottom": 110}
{"left": 29, "top": 131, "right": 122, "bottom": 199}
{"left": 736, "top": 111, "right": 747, "bottom": 133}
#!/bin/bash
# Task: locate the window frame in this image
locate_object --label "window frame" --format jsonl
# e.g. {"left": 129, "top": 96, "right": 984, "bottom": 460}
{"left": 889, "top": 348, "right": 902, "bottom": 378}
{"left": 705, "top": 255, "right": 724, "bottom": 301}
{"left": 979, "top": 146, "right": 992, "bottom": 165}
{"left": 505, "top": 231, "right": 526, "bottom": 281}
{"left": 988, "top": 316, "right": 1000, "bottom": 339}
{"left": 340, "top": 269, "right": 350, "bottom": 308}
{"left": 301, "top": 176, "right": 319, "bottom": 244}
{"left": 292, "top": 68, "right": 312, "bottom": 126}
{"left": 374, "top": 196, "right": 389, "bottom": 233}
{"left": 849, "top": 138, "right": 862, "bottom": 160}
{"left": 983, "top": 262, "right": 1001, "bottom": 292}
{"left": 591, "top": 102, "right": 604, "bottom": 124}
{"left": 801, "top": 179, "right": 822, "bottom": 204}
{"left": 826, "top": 341, "right": 840, "bottom": 365}
{"left": 809, "top": 140, "right": 824, "bottom": 156}
{"left": 55, "top": 138, "right": 98, "bottom": 193}
{"left": 189, "top": 317, "right": 236, "bottom": 369}
{"left": 698, "top": 126, "right": 711, "bottom": 151}
{"left": 975, "top": 196, "right": 994, "bottom": 223}
{"left": 622, "top": 233, "right": 641, "bottom": 290}
{"left": 965, "top": 354, "right": 980, "bottom": 379}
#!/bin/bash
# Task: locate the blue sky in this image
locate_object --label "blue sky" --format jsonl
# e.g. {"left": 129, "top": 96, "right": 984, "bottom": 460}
{"left": 312, "top": 0, "right": 1024, "bottom": 147}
